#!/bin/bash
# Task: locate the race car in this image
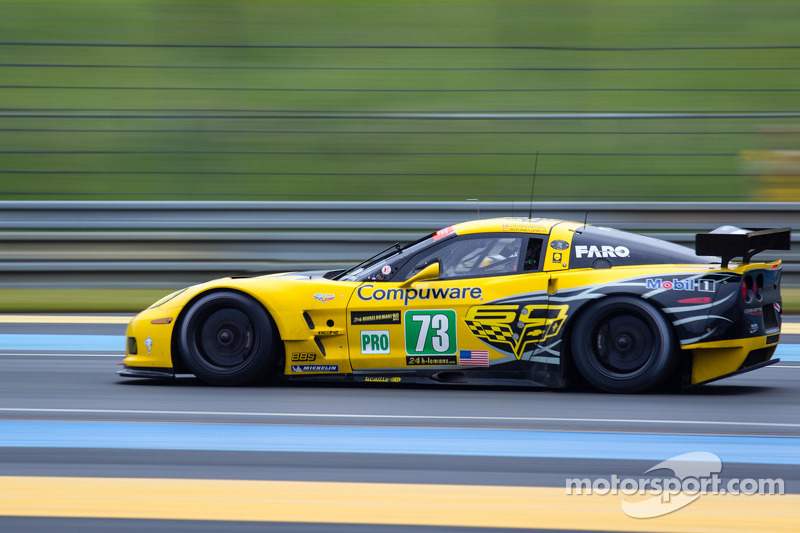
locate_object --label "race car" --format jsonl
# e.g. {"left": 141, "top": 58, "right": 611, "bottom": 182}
{"left": 118, "top": 217, "right": 789, "bottom": 393}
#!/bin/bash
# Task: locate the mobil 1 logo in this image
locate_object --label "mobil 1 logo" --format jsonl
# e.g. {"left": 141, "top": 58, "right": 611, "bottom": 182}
{"left": 404, "top": 310, "right": 457, "bottom": 356}
{"left": 361, "top": 330, "right": 390, "bottom": 354}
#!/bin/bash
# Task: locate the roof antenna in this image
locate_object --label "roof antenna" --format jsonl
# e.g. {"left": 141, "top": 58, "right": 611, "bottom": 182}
{"left": 528, "top": 151, "right": 539, "bottom": 220}
{"left": 576, "top": 210, "right": 589, "bottom": 234}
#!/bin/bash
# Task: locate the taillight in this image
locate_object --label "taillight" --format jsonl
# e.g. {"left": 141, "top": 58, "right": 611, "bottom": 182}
{"left": 741, "top": 276, "right": 750, "bottom": 302}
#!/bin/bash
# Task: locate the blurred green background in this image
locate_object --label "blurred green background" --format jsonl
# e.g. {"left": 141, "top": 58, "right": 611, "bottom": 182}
{"left": 2, "top": 0, "right": 799, "bottom": 201}
{"left": 2, "top": 1, "right": 800, "bottom": 310}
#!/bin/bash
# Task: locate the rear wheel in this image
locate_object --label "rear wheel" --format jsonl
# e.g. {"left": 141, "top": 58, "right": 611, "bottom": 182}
{"left": 179, "top": 291, "right": 276, "bottom": 386}
{"left": 570, "top": 296, "right": 676, "bottom": 393}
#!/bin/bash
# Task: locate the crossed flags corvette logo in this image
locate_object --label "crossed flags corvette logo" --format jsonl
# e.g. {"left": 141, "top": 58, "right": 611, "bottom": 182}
{"left": 465, "top": 304, "right": 568, "bottom": 360}
{"left": 313, "top": 293, "right": 336, "bottom": 303}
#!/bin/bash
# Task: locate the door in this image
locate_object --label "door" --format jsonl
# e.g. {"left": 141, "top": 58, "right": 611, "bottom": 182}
{"left": 346, "top": 233, "right": 549, "bottom": 371}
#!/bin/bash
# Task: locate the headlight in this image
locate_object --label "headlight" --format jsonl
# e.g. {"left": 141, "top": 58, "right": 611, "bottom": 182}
{"left": 147, "top": 288, "right": 187, "bottom": 309}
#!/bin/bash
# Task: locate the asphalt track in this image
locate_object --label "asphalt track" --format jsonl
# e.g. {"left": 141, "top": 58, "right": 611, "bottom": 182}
{"left": 0, "top": 315, "right": 799, "bottom": 532}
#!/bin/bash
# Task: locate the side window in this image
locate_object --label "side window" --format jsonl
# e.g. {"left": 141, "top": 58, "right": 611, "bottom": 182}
{"left": 524, "top": 237, "right": 544, "bottom": 272}
{"left": 400, "top": 236, "right": 523, "bottom": 280}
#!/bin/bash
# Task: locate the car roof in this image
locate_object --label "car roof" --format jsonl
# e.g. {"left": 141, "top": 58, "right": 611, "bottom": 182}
{"left": 451, "top": 217, "right": 582, "bottom": 236}
{"left": 442, "top": 217, "right": 711, "bottom": 266}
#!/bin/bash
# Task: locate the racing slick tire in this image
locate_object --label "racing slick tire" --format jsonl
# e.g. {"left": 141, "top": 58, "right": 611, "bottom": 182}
{"left": 570, "top": 296, "right": 676, "bottom": 393}
{"left": 178, "top": 291, "right": 276, "bottom": 386}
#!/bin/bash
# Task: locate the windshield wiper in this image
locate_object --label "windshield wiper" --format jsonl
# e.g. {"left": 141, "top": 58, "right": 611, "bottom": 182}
{"left": 334, "top": 242, "right": 401, "bottom": 280}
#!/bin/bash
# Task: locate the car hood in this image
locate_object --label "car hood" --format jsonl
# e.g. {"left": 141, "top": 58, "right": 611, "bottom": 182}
{"left": 228, "top": 269, "right": 337, "bottom": 281}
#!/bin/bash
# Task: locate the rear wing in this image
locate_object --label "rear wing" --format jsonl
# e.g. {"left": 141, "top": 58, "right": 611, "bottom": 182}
{"left": 695, "top": 226, "right": 791, "bottom": 269}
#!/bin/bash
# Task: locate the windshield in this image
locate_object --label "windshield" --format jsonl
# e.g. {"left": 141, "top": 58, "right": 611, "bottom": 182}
{"left": 336, "top": 232, "right": 446, "bottom": 282}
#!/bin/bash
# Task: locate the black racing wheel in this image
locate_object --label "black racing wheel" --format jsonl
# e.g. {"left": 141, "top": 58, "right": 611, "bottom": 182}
{"left": 178, "top": 291, "right": 276, "bottom": 386}
{"left": 570, "top": 296, "right": 676, "bottom": 393}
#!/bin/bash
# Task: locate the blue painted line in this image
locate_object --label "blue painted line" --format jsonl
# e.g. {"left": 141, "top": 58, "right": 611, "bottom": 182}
{"left": 0, "top": 334, "right": 123, "bottom": 352}
{"left": 775, "top": 344, "right": 800, "bottom": 361}
{"left": 2, "top": 332, "right": 799, "bottom": 361}
{"left": 0, "top": 420, "right": 798, "bottom": 465}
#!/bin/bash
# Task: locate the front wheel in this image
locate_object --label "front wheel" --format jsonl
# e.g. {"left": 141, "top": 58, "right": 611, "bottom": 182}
{"left": 178, "top": 291, "right": 276, "bottom": 386}
{"left": 570, "top": 297, "right": 676, "bottom": 393}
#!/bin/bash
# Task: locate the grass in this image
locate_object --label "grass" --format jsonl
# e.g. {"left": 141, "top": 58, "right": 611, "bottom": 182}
{"left": 1, "top": 0, "right": 799, "bottom": 201}
{"left": 0, "top": 288, "right": 176, "bottom": 313}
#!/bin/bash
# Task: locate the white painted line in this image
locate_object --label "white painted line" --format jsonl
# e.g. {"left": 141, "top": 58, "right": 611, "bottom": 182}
{"left": 1, "top": 407, "right": 799, "bottom": 429}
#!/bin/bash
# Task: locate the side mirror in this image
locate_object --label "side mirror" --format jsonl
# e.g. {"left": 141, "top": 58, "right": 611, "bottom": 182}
{"left": 400, "top": 262, "right": 440, "bottom": 287}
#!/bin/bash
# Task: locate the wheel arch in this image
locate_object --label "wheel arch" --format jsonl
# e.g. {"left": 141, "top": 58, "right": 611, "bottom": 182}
{"left": 559, "top": 291, "right": 677, "bottom": 385}
{"left": 170, "top": 287, "right": 284, "bottom": 374}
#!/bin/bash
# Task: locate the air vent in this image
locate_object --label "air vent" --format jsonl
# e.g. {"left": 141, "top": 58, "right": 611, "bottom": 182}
{"left": 314, "top": 337, "right": 327, "bottom": 357}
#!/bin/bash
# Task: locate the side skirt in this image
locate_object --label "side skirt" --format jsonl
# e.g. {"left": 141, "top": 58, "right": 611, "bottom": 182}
{"left": 285, "top": 369, "right": 559, "bottom": 388}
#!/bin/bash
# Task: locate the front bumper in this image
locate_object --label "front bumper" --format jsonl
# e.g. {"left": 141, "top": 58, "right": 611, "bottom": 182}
{"left": 117, "top": 366, "right": 175, "bottom": 379}
{"left": 121, "top": 306, "right": 180, "bottom": 370}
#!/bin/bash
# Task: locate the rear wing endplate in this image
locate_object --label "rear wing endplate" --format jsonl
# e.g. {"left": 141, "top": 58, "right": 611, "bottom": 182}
{"left": 695, "top": 226, "right": 791, "bottom": 269}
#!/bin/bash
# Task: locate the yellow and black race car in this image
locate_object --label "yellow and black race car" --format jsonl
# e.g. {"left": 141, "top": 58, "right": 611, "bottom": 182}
{"left": 119, "top": 218, "right": 789, "bottom": 393}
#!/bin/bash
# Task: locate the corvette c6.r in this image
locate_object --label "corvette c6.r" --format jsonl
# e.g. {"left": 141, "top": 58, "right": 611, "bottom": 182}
{"left": 119, "top": 217, "right": 790, "bottom": 393}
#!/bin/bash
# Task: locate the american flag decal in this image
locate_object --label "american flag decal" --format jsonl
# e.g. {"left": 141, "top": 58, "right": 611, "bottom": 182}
{"left": 459, "top": 349, "right": 489, "bottom": 367}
